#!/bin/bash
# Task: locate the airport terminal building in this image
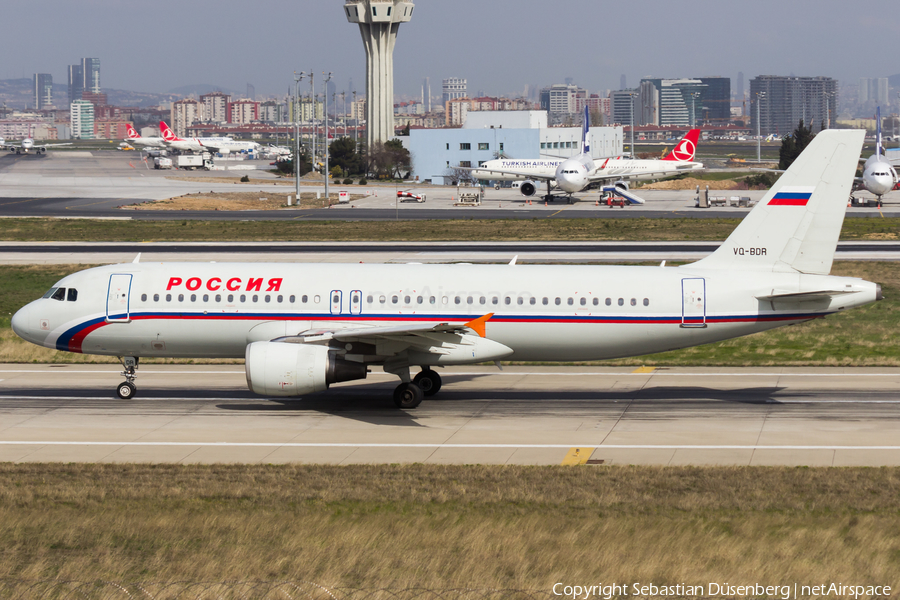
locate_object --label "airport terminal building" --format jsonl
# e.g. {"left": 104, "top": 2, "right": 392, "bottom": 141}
{"left": 409, "top": 111, "right": 624, "bottom": 184}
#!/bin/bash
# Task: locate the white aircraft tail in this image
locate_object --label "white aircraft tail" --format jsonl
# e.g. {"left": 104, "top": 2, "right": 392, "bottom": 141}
{"left": 876, "top": 106, "right": 883, "bottom": 158}
{"left": 690, "top": 129, "right": 865, "bottom": 275}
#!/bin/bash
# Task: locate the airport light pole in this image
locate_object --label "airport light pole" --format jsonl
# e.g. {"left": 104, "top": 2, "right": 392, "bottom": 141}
{"left": 755, "top": 91, "right": 766, "bottom": 163}
{"left": 627, "top": 91, "right": 637, "bottom": 158}
{"left": 324, "top": 72, "right": 333, "bottom": 201}
{"left": 294, "top": 72, "right": 306, "bottom": 202}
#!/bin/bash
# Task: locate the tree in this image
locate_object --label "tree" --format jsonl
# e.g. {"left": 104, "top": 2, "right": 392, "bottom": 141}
{"left": 329, "top": 137, "right": 360, "bottom": 175}
{"left": 274, "top": 148, "right": 311, "bottom": 178}
{"left": 368, "top": 139, "right": 412, "bottom": 179}
{"left": 443, "top": 166, "right": 477, "bottom": 186}
{"left": 779, "top": 120, "right": 816, "bottom": 170}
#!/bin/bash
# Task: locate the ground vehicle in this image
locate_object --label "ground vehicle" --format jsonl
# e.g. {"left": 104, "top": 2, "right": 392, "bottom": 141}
{"left": 153, "top": 157, "right": 173, "bottom": 170}
{"left": 176, "top": 155, "right": 207, "bottom": 170}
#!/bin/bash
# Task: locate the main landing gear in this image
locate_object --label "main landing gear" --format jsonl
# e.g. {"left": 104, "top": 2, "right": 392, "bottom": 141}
{"left": 390, "top": 367, "right": 442, "bottom": 409}
{"left": 116, "top": 356, "right": 138, "bottom": 399}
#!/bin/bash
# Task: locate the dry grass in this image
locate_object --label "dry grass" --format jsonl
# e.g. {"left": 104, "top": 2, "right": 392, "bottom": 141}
{"left": 640, "top": 176, "right": 744, "bottom": 190}
{"left": 128, "top": 191, "right": 366, "bottom": 211}
{"left": 0, "top": 464, "right": 898, "bottom": 588}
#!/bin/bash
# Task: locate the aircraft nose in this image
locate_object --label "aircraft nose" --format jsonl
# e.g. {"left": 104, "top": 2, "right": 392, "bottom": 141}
{"left": 11, "top": 304, "right": 29, "bottom": 339}
{"left": 11, "top": 303, "right": 38, "bottom": 343}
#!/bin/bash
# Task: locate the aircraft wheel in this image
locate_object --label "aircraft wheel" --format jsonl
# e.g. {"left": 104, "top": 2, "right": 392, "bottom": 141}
{"left": 116, "top": 381, "right": 136, "bottom": 400}
{"left": 413, "top": 369, "right": 442, "bottom": 396}
{"left": 393, "top": 382, "right": 423, "bottom": 409}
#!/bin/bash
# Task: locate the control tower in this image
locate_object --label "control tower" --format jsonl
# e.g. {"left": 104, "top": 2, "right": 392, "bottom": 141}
{"left": 344, "top": 0, "right": 414, "bottom": 148}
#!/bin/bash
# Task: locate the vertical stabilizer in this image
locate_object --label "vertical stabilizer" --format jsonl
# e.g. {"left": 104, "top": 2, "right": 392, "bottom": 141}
{"left": 159, "top": 121, "right": 179, "bottom": 142}
{"left": 662, "top": 129, "right": 700, "bottom": 161}
{"left": 876, "top": 106, "right": 883, "bottom": 157}
{"left": 690, "top": 129, "right": 865, "bottom": 275}
{"left": 580, "top": 105, "right": 591, "bottom": 155}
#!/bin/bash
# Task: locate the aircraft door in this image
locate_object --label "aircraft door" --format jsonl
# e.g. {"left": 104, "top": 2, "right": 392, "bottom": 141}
{"left": 350, "top": 290, "right": 362, "bottom": 315}
{"left": 681, "top": 278, "right": 706, "bottom": 328}
{"left": 106, "top": 274, "right": 133, "bottom": 323}
{"left": 330, "top": 290, "right": 343, "bottom": 315}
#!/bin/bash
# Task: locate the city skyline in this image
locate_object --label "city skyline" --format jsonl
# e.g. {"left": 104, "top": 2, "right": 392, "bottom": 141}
{"left": 1, "top": 0, "right": 898, "bottom": 101}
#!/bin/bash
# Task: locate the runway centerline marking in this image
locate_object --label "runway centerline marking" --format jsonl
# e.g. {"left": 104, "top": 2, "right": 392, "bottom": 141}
{"left": 3, "top": 442, "right": 900, "bottom": 450}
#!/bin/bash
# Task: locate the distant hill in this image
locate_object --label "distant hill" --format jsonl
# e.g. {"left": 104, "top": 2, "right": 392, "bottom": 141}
{"left": 0, "top": 78, "right": 234, "bottom": 109}
{"left": 166, "top": 84, "right": 240, "bottom": 97}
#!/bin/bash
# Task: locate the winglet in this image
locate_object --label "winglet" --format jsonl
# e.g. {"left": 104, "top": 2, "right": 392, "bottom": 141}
{"left": 464, "top": 313, "right": 494, "bottom": 338}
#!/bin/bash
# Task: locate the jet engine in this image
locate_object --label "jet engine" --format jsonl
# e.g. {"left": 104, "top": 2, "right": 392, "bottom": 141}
{"left": 519, "top": 181, "right": 537, "bottom": 197}
{"left": 245, "top": 341, "right": 367, "bottom": 397}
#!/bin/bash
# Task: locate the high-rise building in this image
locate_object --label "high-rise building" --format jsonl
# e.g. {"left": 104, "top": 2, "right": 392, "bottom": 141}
{"left": 33, "top": 74, "right": 53, "bottom": 109}
{"left": 171, "top": 98, "right": 203, "bottom": 137}
{"left": 442, "top": 77, "right": 467, "bottom": 105}
{"left": 610, "top": 89, "right": 639, "bottom": 126}
{"left": 620, "top": 75, "right": 626, "bottom": 90}
{"left": 698, "top": 77, "right": 731, "bottom": 122}
{"left": 422, "top": 77, "right": 431, "bottom": 113}
{"left": 858, "top": 78, "right": 890, "bottom": 106}
{"left": 345, "top": 0, "right": 415, "bottom": 147}
{"left": 70, "top": 100, "right": 95, "bottom": 139}
{"left": 750, "top": 75, "right": 838, "bottom": 135}
{"left": 246, "top": 83, "right": 255, "bottom": 101}
{"left": 640, "top": 79, "right": 707, "bottom": 126}
{"left": 227, "top": 100, "right": 259, "bottom": 124}
{"left": 81, "top": 58, "right": 100, "bottom": 94}
{"left": 67, "top": 64, "right": 84, "bottom": 106}
{"left": 540, "top": 84, "right": 587, "bottom": 126}
{"left": 200, "top": 92, "right": 231, "bottom": 123}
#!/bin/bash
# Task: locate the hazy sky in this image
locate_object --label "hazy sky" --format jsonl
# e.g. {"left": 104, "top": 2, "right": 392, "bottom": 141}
{"left": 3, "top": 0, "right": 898, "bottom": 99}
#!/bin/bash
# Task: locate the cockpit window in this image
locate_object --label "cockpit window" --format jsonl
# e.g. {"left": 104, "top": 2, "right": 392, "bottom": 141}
{"left": 50, "top": 288, "right": 66, "bottom": 301}
{"left": 42, "top": 287, "right": 58, "bottom": 299}
{"left": 67, "top": 288, "right": 78, "bottom": 302}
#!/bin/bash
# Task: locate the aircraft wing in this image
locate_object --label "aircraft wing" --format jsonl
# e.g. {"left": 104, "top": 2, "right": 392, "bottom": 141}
{"left": 35, "top": 143, "right": 73, "bottom": 150}
{"left": 459, "top": 166, "right": 555, "bottom": 181}
{"left": 293, "top": 313, "right": 495, "bottom": 343}
{"left": 587, "top": 164, "right": 704, "bottom": 183}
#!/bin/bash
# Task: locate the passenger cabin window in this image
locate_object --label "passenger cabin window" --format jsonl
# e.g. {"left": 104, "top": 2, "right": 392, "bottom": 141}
{"left": 67, "top": 289, "right": 78, "bottom": 302}
{"left": 141, "top": 294, "right": 147, "bottom": 302}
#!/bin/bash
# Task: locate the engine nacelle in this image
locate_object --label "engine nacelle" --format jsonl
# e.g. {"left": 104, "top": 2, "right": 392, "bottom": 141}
{"left": 245, "top": 342, "right": 367, "bottom": 397}
{"left": 519, "top": 181, "right": 537, "bottom": 197}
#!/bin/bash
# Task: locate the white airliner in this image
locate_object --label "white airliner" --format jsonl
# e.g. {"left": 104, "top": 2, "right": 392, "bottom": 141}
{"left": 469, "top": 106, "right": 704, "bottom": 202}
{"left": 855, "top": 107, "right": 898, "bottom": 206}
{"left": 159, "top": 121, "right": 261, "bottom": 155}
{"left": 2, "top": 137, "right": 72, "bottom": 155}
{"left": 124, "top": 124, "right": 166, "bottom": 149}
{"left": 11, "top": 130, "right": 879, "bottom": 408}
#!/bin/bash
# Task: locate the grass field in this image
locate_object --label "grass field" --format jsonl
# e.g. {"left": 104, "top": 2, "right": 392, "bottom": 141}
{"left": 1, "top": 217, "right": 900, "bottom": 242}
{"left": 0, "top": 464, "right": 898, "bottom": 589}
{"left": 0, "top": 261, "right": 896, "bottom": 366}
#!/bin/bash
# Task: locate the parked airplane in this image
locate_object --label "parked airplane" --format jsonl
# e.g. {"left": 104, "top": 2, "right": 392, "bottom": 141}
{"left": 159, "top": 121, "right": 261, "bottom": 155}
{"left": 124, "top": 124, "right": 166, "bottom": 149}
{"left": 1, "top": 137, "right": 71, "bottom": 155}
{"left": 854, "top": 107, "right": 898, "bottom": 206}
{"left": 11, "top": 130, "right": 878, "bottom": 408}
{"left": 469, "top": 106, "right": 704, "bottom": 202}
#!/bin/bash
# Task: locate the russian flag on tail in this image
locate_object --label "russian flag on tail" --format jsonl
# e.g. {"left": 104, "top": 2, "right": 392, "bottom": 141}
{"left": 768, "top": 187, "right": 814, "bottom": 206}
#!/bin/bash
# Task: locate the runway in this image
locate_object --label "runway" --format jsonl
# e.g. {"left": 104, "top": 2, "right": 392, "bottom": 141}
{"left": 1, "top": 364, "right": 899, "bottom": 466}
{"left": 2, "top": 152, "right": 898, "bottom": 220}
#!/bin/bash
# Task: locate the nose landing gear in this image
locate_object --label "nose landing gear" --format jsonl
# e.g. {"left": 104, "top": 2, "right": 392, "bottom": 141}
{"left": 116, "top": 356, "right": 139, "bottom": 399}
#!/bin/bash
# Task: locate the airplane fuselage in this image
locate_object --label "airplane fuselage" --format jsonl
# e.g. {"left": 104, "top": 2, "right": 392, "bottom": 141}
{"left": 863, "top": 155, "right": 897, "bottom": 197}
{"left": 12, "top": 262, "right": 877, "bottom": 363}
